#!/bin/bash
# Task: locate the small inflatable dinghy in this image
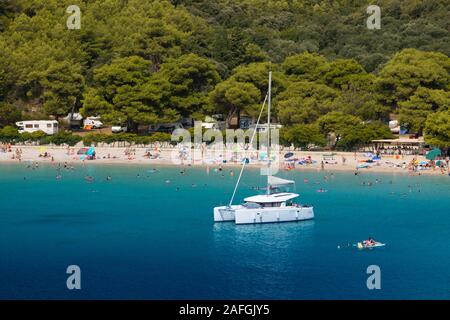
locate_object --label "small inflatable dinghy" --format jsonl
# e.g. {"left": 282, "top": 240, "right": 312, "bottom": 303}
{"left": 356, "top": 242, "right": 386, "bottom": 249}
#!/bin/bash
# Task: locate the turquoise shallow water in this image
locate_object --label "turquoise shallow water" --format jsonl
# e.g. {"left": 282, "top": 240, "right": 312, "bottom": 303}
{"left": 0, "top": 163, "right": 449, "bottom": 299}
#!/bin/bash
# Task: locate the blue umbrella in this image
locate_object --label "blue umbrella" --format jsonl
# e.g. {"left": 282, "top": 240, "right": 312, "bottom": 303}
{"left": 86, "top": 147, "right": 95, "bottom": 156}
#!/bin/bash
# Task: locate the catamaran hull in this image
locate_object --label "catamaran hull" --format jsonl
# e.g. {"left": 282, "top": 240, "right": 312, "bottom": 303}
{"left": 214, "top": 206, "right": 314, "bottom": 224}
{"left": 214, "top": 206, "right": 239, "bottom": 222}
{"left": 235, "top": 206, "right": 314, "bottom": 224}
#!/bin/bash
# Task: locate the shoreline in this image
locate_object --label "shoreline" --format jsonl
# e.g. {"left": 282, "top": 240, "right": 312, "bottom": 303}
{"left": 1, "top": 145, "right": 449, "bottom": 176}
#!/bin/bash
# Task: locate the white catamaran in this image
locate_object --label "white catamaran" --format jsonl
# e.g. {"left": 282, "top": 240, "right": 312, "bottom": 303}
{"left": 213, "top": 72, "right": 314, "bottom": 225}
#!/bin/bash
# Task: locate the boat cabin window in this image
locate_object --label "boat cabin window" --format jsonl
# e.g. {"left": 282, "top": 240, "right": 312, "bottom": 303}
{"left": 34, "top": 124, "right": 39, "bottom": 128}
{"left": 260, "top": 202, "right": 281, "bottom": 208}
{"left": 244, "top": 202, "right": 262, "bottom": 209}
{"left": 25, "top": 124, "right": 33, "bottom": 128}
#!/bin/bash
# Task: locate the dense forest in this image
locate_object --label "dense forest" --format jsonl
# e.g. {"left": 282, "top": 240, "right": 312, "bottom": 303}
{"left": 0, "top": 0, "right": 449, "bottom": 149}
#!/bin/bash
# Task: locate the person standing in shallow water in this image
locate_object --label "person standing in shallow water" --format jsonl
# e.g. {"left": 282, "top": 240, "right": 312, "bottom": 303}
{"left": 321, "top": 161, "right": 325, "bottom": 170}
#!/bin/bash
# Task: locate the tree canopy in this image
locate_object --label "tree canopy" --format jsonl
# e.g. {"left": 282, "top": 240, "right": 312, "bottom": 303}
{"left": 424, "top": 110, "right": 450, "bottom": 149}
{"left": 0, "top": 0, "right": 449, "bottom": 149}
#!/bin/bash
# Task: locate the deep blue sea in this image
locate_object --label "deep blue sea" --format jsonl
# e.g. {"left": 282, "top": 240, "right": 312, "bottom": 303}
{"left": 0, "top": 163, "right": 449, "bottom": 299}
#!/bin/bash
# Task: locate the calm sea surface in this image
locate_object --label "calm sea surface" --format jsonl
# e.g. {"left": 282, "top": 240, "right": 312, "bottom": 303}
{"left": 0, "top": 163, "right": 449, "bottom": 299}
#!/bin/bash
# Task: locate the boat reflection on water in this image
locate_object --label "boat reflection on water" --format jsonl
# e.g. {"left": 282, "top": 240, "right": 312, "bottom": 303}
{"left": 212, "top": 219, "right": 315, "bottom": 247}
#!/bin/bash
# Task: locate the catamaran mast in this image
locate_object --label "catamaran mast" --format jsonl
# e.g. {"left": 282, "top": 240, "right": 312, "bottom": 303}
{"left": 227, "top": 72, "right": 272, "bottom": 207}
{"left": 228, "top": 93, "right": 268, "bottom": 207}
{"left": 266, "top": 71, "right": 272, "bottom": 195}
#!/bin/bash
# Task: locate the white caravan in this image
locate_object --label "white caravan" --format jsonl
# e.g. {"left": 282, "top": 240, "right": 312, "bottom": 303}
{"left": 16, "top": 120, "right": 59, "bottom": 135}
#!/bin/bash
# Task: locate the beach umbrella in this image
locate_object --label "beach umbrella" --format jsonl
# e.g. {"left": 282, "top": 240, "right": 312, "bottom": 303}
{"left": 284, "top": 152, "right": 294, "bottom": 159}
{"left": 425, "top": 148, "right": 441, "bottom": 160}
{"left": 86, "top": 147, "right": 95, "bottom": 156}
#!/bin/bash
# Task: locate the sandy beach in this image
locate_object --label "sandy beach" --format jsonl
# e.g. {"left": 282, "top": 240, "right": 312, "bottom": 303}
{"left": 1, "top": 144, "right": 449, "bottom": 176}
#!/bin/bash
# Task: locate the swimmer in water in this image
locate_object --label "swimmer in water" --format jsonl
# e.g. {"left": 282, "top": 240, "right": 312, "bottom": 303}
{"left": 165, "top": 180, "right": 171, "bottom": 184}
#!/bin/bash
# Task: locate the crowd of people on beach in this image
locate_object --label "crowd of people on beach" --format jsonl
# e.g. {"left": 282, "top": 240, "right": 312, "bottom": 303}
{"left": 408, "top": 156, "right": 450, "bottom": 175}
{"left": 2, "top": 143, "right": 450, "bottom": 177}
{"left": 0, "top": 143, "right": 12, "bottom": 153}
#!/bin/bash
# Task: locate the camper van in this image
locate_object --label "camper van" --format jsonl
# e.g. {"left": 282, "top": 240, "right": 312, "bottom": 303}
{"left": 83, "top": 117, "right": 103, "bottom": 129}
{"left": 16, "top": 120, "right": 59, "bottom": 135}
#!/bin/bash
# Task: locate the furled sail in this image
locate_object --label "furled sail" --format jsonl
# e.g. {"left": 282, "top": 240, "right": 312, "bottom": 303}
{"left": 268, "top": 175, "right": 295, "bottom": 187}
